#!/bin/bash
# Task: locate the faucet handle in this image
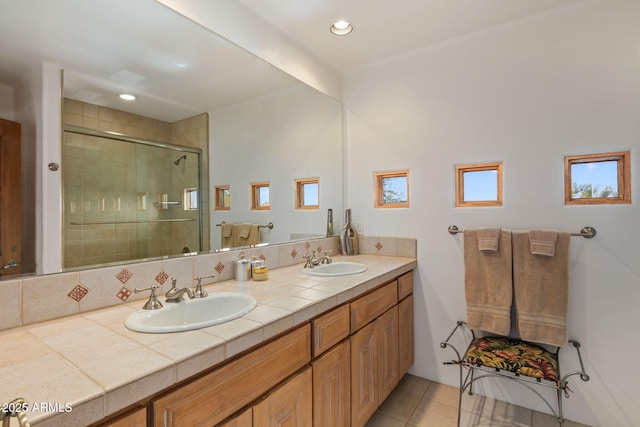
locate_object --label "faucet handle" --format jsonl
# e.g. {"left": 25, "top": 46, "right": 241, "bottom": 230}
{"left": 134, "top": 285, "right": 163, "bottom": 310}
{"left": 194, "top": 274, "right": 214, "bottom": 298}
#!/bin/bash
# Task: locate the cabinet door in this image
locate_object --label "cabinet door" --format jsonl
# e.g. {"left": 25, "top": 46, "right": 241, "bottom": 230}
{"left": 350, "top": 321, "right": 378, "bottom": 427}
{"left": 398, "top": 294, "right": 414, "bottom": 376}
{"left": 378, "top": 306, "right": 399, "bottom": 403}
{"left": 100, "top": 406, "right": 146, "bottom": 427}
{"left": 312, "top": 340, "right": 350, "bottom": 427}
{"left": 219, "top": 407, "right": 252, "bottom": 427}
{"left": 153, "top": 325, "right": 310, "bottom": 426}
{"left": 253, "top": 367, "right": 312, "bottom": 427}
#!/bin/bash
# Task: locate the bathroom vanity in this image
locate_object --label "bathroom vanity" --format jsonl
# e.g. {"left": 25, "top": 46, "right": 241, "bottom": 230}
{"left": 0, "top": 253, "right": 415, "bottom": 427}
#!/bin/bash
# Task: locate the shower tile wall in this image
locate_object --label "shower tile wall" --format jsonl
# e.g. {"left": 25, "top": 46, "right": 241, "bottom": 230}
{"left": 63, "top": 99, "right": 209, "bottom": 269}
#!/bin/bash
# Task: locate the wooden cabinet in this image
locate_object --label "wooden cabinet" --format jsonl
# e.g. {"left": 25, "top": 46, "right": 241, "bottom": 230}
{"left": 312, "top": 304, "right": 350, "bottom": 357}
{"left": 312, "top": 340, "right": 350, "bottom": 427}
{"left": 218, "top": 408, "right": 252, "bottom": 427}
{"left": 153, "top": 324, "right": 310, "bottom": 426}
{"left": 99, "top": 407, "right": 146, "bottom": 427}
{"left": 350, "top": 281, "right": 397, "bottom": 333}
{"left": 378, "top": 305, "right": 399, "bottom": 403}
{"left": 350, "top": 321, "right": 378, "bottom": 427}
{"left": 398, "top": 294, "right": 414, "bottom": 375}
{"left": 254, "top": 367, "right": 312, "bottom": 426}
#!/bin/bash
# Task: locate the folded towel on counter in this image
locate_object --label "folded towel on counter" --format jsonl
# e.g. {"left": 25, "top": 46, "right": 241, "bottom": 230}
{"left": 512, "top": 231, "right": 570, "bottom": 347}
{"left": 476, "top": 228, "right": 501, "bottom": 252}
{"left": 464, "top": 229, "right": 513, "bottom": 336}
{"left": 529, "top": 230, "right": 558, "bottom": 257}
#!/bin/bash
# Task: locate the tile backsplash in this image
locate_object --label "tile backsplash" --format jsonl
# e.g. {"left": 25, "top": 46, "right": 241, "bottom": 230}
{"left": 1, "top": 235, "right": 416, "bottom": 331}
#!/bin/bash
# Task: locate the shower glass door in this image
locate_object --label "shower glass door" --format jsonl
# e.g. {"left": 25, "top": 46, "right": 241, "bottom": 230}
{"left": 62, "top": 129, "right": 202, "bottom": 269}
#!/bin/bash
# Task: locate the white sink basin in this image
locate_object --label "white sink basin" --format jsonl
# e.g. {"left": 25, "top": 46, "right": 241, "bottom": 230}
{"left": 302, "top": 261, "right": 367, "bottom": 277}
{"left": 125, "top": 292, "right": 257, "bottom": 333}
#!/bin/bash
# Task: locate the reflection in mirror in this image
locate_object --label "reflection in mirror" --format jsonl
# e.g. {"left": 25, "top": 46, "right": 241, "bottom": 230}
{"left": 62, "top": 123, "right": 204, "bottom": 270}
{"left": 0, "top": 0, "right": 343, "bottom": 277}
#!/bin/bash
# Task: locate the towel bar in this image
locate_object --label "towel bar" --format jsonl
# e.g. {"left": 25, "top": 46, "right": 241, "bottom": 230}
{"left": 447, "top": 225, "right": 596, "bottom": 239}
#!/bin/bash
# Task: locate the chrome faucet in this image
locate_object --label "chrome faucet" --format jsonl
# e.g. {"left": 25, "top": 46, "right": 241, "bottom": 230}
{"left": 165, "top": 278, "right": 194, "bottom": 303}
{"left": 303, "top": 250, "right": 333, "bottom": 269}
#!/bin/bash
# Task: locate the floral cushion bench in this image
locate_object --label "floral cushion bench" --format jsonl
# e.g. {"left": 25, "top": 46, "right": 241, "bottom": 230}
{"left": 464, "top": 336, "right": 560, "bottom": 384}
{"left": 441, "top": 321, "right": 589, "bottom": 426}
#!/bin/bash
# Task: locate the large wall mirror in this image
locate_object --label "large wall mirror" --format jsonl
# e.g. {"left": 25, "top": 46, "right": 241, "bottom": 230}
{"left": 0, "top": 0, "right": 343, "bottom": 278}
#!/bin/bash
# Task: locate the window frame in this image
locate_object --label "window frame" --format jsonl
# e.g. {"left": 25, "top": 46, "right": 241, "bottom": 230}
{"left": 295, "top": 178, "right": 320, "bottom": 210}
{"left": 455, "top": 162, "right": 503, "bottom": 207}
{"left": 214, "top": 185, "right": 231, "bottom": 211}
{"left": 250, "top": 181, "right": 270, "bottom": 210}
{"left": 564, "top": 151, "right": 631, "bottom": 205}
{"left": 374, "top": 170, "right": 410, "bottom": 209}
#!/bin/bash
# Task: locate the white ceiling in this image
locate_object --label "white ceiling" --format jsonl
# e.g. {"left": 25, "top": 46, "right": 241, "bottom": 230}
{"left": 0, "top": 0, "right": 586, "bottom": 121}
{"left": 236, "top": 0, "right": 586, "bottom": 72}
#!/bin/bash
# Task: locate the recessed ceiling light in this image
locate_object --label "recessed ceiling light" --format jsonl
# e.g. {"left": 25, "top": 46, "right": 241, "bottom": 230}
{"left": 119, "top": 93, "right": 136, "bottom": 101}
{"left": 330, "top": 20, "right": 353, "bottom": 36}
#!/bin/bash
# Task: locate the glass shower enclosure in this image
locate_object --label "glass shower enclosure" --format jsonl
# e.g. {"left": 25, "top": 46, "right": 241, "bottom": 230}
{"left": 62, "top": 126, "right": 202, "bottom": 269}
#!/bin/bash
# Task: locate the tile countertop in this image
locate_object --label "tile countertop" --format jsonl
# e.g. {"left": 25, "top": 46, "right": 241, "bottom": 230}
{"left": 0, "top": 255, "right": 416, "bottom": 427}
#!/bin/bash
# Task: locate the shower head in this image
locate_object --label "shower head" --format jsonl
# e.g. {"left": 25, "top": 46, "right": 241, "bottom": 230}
{"left": 174, "top": 154, "right": 187, "bottom": 165}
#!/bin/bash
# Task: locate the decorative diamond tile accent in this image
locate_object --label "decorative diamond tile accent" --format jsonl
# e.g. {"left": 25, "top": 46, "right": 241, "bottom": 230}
{"left": 291, "top": 249, "right": 298, "bottom": 259}
{"left": 375, "top": 242, "right": 384, "bottom": 251}
{"left": 316, "top": 245, "right": 323, "bottom": 254}
{"left": 215, "top": 261, "right": 225, "bottom": 274}
{"left": 155, "top": 271, "right": 169, "bottom": 285}
{"left": 68, "top": 284, "right": 89, "bottom": 302}
{"left": 305, "top": 242, "right": 311, "bottom": 250}
{"left": 116, "top": 268, "right": 133, "bottom": 284}
{"left": 116, "top": 287, "right": 132, "bottom": 302}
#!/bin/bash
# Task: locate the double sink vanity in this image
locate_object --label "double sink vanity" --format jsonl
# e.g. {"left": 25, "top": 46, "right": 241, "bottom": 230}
{"left": 1, "top": 250, "right": 416, "bottom": 427}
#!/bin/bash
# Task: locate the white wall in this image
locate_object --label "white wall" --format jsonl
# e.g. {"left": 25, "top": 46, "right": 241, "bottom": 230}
{"left": 343, "top": 1, "right": 640, "bottom": 426}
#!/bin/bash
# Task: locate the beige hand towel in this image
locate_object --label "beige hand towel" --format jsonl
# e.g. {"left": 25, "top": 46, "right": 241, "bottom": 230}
{"left": 238, "top": 224, "right": 259, "bottom": 246}
{"left": 221, "top": 223, "right": 232, "bottom": 238}
{"left": 529, "top": 230, "right": 558, "bottom": 257}
{"left": 464, "top": 229, "right": 513, "bottom": 336}
{"left": 221, "top": 223, "right": 233, "bottom": 248}
{"left": 513, "top": 231, "right": 570, "bottom": 347}
{"left": 477, "top": 228, "right": 501, "bottom": 252}
{"left": 238, "top": 223, "right": 252, "bottom": 239}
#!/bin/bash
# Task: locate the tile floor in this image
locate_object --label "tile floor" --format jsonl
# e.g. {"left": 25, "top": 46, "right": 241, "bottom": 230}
{"left": 366, "top": 374, "right": 590, "bottom": 427}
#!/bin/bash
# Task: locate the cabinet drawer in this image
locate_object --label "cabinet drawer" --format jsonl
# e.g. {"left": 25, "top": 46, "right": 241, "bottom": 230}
{"left": 153, "top": 324, "right": 311, "bottom": 427}
{"left": 312, "top": 304, "right": 350, "bottom": 357}
{"left": 350, "top": 281, "right": 397, "bottom": 333}
{"left": 397, "top": 271, "right": 413, "bottom": 300}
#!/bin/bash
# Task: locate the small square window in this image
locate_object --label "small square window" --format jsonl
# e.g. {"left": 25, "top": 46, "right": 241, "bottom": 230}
{"left": 374, "top": 170, "right": 410, "bottom": 208}
{"left": 295, "top": 178, "right": 320, "bottom": 210}
{"left": 564, "top": 151, "right": 631, "bottom": 205}
{"left": 183, "top": 188, "right": 198, "bottom": 210}
{"left": 251, "top": 181, "right": 270, "bottom": 210}
{"left": 455, "top": 162, "right": 503, "bottom": 207}
{"left": 214, "top": 185, "right": 231, "bottom": 210}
